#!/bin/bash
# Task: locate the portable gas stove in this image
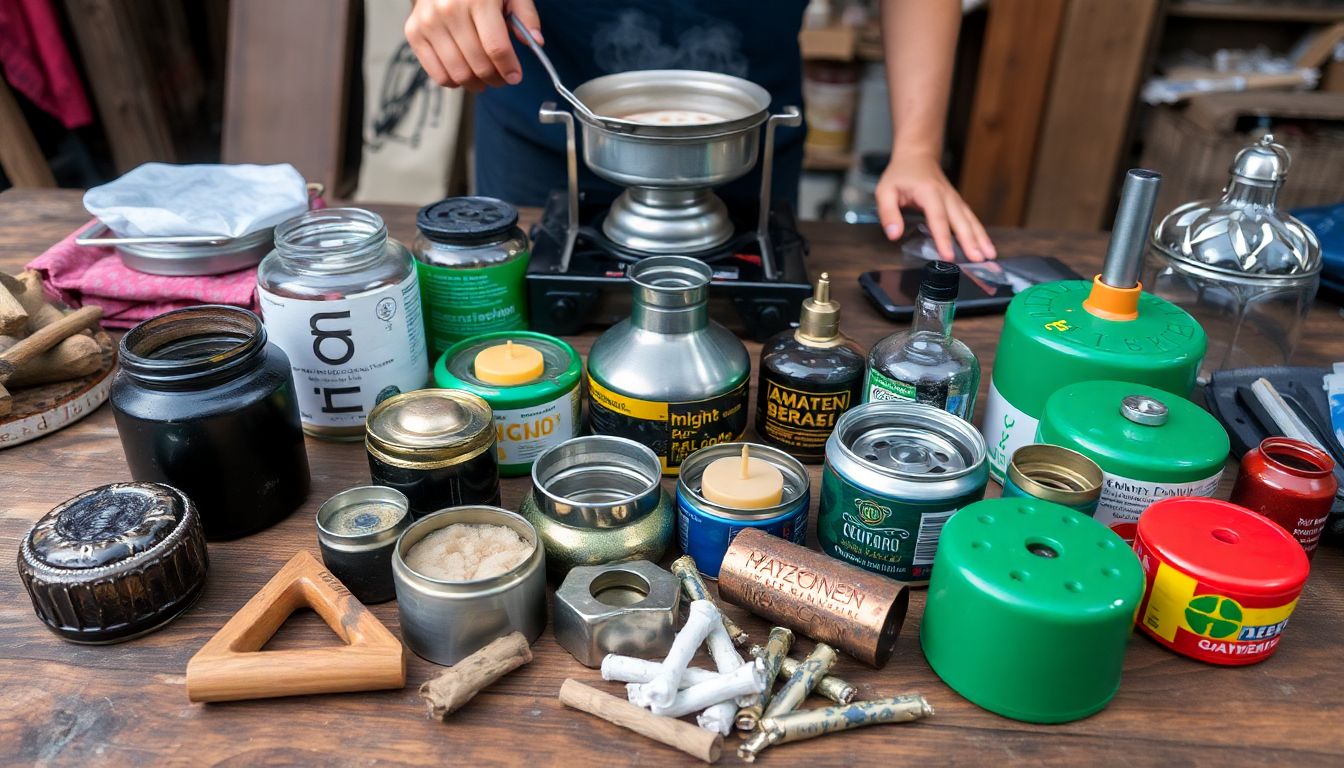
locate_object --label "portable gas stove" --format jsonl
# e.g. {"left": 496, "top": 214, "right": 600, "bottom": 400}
{"left": 523, "top": 95, "right": 812, "bottom": 340}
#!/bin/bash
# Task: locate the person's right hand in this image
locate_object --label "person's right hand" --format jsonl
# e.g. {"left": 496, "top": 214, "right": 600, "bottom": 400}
{"left": 405, "top": 0, "right": 542, "bottom": 92}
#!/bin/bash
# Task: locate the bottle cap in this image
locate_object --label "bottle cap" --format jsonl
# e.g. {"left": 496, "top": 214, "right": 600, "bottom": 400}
{"left": 416, "top": 197, "right": 519, "bottom": 244}
{"left": 919, "top": 261, "right": 960, "bottom": 302}
{"left": 797, "top": 272, "right": 841, "bottom": 342}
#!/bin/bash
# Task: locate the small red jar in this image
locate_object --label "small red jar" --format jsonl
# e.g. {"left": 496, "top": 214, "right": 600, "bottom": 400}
{"left": 1230, "top": 437, "right": 1337, "bottom": 559}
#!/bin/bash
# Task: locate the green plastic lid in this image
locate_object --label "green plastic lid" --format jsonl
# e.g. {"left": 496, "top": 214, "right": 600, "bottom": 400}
{"left": 433, "top": 331, "right": 581, "bottom": 409}
{"left": 1038, "top": 380, "right": 1229, "bottom": 483}
{"left": 991, "top": 280, "right": 1205, "bottom": 417}
{"left": 921, "top": 497, "right": 1144, "bottom": 723}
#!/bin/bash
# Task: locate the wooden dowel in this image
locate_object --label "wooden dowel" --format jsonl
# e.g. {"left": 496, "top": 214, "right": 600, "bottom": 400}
{"left": 0, "top": 283, "right": 27, "bottom": 335}
{"left": 6, "top": 334, "right": 102, "bottom": 387}
{"left": 0, "top": 305, "right": 102, "bottom": 380}
{"left": 558, "top": 679, "right": 722, "bottom": 764}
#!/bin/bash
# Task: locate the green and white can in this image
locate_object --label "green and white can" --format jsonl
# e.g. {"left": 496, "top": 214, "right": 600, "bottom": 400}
{"left": 433, "top": 331, "right": 581, "bottom": 477}
{"left": 818, "top": 401, "right": 988, "bottom": 584}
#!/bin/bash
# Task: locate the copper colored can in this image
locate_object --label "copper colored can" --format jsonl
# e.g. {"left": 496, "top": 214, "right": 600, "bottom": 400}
{"left": 717, "top": 528, "right": 910, "bottom": 667}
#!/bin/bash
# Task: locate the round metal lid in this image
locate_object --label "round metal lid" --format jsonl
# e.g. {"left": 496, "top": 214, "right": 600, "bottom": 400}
{"left": 366, "top": 389, "right": 493, "bottom": 458}
{"left": 416, "top": 197, "right": 519, "bottom": 244}
{"left": 28, "top": 483, "right": 186, "bottom": 569}
{"left": 849, "top": 426, "right": 970, "bottom": 476}
{"left": 1121, "top": 394, "right": 1169, "bottom": 426}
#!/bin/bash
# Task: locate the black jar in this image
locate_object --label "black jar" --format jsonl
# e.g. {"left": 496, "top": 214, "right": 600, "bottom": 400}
{"left": 111, "top": 305, "right": 312, "bottom": 539}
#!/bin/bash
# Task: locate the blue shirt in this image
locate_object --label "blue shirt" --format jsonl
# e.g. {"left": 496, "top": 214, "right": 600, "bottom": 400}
{"left": 476, "top": 1, "right": 808, "bottom": 208}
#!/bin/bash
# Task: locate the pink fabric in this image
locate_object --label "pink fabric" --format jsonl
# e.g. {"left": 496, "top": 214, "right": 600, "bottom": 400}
{"left": 0, "top": 0, "right": 93, "bottom": 128}
{"left": 27, "top": 221, "right": 260, "bottom": 329}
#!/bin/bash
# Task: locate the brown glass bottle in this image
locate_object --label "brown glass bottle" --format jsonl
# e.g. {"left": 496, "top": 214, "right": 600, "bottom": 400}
{"left": 755, "top": 274, "right": 865, "bottom": 462}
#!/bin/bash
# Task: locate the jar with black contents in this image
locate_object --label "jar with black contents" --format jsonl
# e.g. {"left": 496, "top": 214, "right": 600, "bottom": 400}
{"left": 110, "top": 305, "right": 311, "bottom": 540}
{"left": 366, "top": 389, "right": 502, "bottom": 519}
{"left": 413, "top": 197, "right": 529, "bottom": 358}
{"left": 257, "top": 207, "right": 429, "bottom": 440}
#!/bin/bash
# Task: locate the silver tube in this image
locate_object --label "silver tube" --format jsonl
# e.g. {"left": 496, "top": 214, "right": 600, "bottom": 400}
{"left": 1101, "top": 169, "right": 1162, "bottom": 289}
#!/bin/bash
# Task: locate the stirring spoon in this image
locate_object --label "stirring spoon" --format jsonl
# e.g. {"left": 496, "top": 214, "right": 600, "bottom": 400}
{"left": 508, "top": 14, "right": 637, "bottom": 132}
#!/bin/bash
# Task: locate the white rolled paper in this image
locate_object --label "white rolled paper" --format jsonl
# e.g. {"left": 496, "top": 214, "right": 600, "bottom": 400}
{"left": 632, "top": 600, "right": 719, "bottom": 708}
{"left": 650, "top": 658, "right": 766, "bottom": 718}
{"left": 697, "top": 701, "right": 736, "bottom": 735}
{"left": 601, "top": 655, "right": 719, "bottom": 688}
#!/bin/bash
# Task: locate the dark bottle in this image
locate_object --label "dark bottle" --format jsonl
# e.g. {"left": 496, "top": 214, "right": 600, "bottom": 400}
{"left": 755, "top": 273, "right": 866, "bottom": 462}
{"left": 111, "top": 305, "right": 312, "bottom": 540}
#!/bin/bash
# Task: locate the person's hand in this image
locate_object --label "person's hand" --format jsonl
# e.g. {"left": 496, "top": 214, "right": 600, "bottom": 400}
{"left": 875, "top": 150, "right": 996, "bottom": 262}
{"left": 405, "top": 0, "right": 542, "bottom": 92}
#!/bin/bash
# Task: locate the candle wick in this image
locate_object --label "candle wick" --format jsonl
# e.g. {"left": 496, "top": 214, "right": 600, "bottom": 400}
{"left": 506, "top": 340, "right": 514, "bottom": 359}
{"left": 740, "top": 445, "right": 750, "bottom": 479}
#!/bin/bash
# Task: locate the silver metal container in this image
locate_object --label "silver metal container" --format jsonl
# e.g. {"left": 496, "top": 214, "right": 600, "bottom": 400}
{"left": 519, "top": 436, "right": 673, "bottom": 579}
{"left": 586, "top": 256, "right": 751, "bottom": 475}
{"left": 315, "top": 486, "right": 411, "bottom": 605}
{"left": 392, "top": 506, "right": 546, "bottom": 665}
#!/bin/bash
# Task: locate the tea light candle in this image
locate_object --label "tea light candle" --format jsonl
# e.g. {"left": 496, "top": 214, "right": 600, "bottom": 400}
{"left": 701, "top": 446, "right": 784, "bottom": 509}
{"left": 474, "top": 340, "right": 544, "bottom": 386}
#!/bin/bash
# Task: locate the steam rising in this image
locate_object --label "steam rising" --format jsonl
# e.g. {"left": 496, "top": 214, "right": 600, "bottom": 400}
{"left": 592, "top": 10, "right": 748, "bottom": 77}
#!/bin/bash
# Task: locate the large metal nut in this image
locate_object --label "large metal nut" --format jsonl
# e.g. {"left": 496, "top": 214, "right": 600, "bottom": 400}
{"left": 553, "top": 560, "right": 681, "bottom": 668}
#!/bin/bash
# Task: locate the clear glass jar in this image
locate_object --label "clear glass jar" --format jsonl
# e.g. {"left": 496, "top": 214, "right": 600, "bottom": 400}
{"left": 413, "top": 197, "right": 530, "bottom": 358}
{"left": 257, "top": 207, "right": 428, "bottom": 440}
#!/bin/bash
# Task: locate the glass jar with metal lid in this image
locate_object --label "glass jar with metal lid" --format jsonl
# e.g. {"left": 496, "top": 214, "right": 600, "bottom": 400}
{"left": 366, "top": 389, "right": 501, "bottom": 519}
{"left": 414, "top": 197, "right": 530, "bottom": 356}
{"left": 257, "top": 207, "right": 429, "bottom": 440}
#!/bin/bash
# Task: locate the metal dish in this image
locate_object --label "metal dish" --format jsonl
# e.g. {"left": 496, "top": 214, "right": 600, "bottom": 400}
{"left": 76, "top": 221, "right": 273, "bottom": 276}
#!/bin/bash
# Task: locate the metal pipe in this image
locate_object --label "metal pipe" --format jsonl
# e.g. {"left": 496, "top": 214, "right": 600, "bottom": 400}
{"left": 1101, "top": 169, "right": 1162, "bottom": 289}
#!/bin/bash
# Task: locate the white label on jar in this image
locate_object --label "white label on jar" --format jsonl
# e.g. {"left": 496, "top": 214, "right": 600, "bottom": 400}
{"left": 982, "top": 378, "right": 1037, "bottom": 482}
{"left": 494, "top": 387, "right": 581, "bottom": 467}
{"left": 1096, "top": 470, "right": 1224, "bottom": 536}
{"left": 258, "top": 272, "right": 427, "bottom": 429}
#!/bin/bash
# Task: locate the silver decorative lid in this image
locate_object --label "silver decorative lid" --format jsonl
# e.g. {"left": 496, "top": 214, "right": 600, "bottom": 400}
{"left": 1152, "top": 134, "right": 1321, "bottom": 276}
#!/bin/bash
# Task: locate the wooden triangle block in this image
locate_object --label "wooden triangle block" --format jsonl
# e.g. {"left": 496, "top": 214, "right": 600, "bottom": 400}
{"left": 186, "top": 550, "right": 406, "bottom": 702}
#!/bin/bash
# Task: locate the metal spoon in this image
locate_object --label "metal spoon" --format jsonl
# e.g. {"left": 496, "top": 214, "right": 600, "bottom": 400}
{"left": 508, "top": 14, "right": 635, "bottom": 132}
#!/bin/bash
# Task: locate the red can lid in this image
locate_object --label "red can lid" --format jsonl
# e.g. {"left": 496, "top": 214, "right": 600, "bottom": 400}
{"left": 1136, "top": 497, "right": 1309, "bottom": 596}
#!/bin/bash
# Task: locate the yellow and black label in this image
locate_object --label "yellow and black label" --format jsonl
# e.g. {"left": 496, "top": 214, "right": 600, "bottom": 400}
{"left": 757, "top": 372, "right": 859, "bottom": 457}
{"left": 587, "top": 374, "right": 748, "bottom": 474}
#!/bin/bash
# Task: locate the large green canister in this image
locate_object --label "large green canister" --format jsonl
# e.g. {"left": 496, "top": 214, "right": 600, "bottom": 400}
{"left": 921, "top": 497, "right": 1144, "bottom": 723}
{"left": 1037, "top": 380, "right": 1229, "bottom": 542}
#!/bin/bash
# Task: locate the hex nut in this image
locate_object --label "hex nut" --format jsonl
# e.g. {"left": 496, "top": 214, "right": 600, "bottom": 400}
{"left": 553, "top": 560, "right": 682, "bottom": 668}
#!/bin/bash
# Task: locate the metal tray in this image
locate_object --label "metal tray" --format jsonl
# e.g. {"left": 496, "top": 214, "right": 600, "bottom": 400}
{"left": 75, "top": 221, "right": 273, "bottom": 276}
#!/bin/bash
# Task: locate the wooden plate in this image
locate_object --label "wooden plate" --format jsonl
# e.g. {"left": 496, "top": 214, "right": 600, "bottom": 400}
{"left": 0, "top": 342, "right": 116, "bottom": 449}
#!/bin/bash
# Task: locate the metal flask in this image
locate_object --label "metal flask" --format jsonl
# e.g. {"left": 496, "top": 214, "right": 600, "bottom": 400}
{"left": 586, "top": 256, "right": 752, "bottom": 475}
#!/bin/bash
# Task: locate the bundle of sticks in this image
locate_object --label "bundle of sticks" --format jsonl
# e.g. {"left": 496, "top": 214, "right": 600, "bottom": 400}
{"left": 0, "top": 270, "right": 112, "bottom": 416}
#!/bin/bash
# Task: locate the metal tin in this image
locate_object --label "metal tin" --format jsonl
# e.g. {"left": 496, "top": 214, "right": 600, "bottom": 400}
{"left": 315, "top": 485, "right": 412, "bottom": 604}
{"left": 1003, "top": 444, "right": 1103, "bottom": 516}
{"left": 18, "top": 483, "right": 209, "bottom": 644}
{"left": 1134, "top": 497, "right": 1309, "bottom": 666}
{"left": 392, "top": 505, "right": 546, "bottom": 666}
{"left": 434, "top": 331, "right": 582, "bottom": 477}
{"left": 1037, "top": 381, "right": 1229, "bottom": 543}
{"left": 675, "top": 442, "right": 811, "bottom": 578}
{"left": 586, "top": 256, "right": 751, "bottom": 474}
{"left": 366, "top": 389, "right": 501, "bottom": 519}
{"left": 718, "top": 528, "right": 909, "bottom": 668}
{"left": 817, "top": 401, "right": 988, "bottom": 584}
{"left": 81, "top": 221, "right": 275, "bottom": 276}
{"left": 1230, "top": 437, "right": 1337, "bottom": 559}
{"left": 519, "top": 435, "right": 673, "bottom": 578}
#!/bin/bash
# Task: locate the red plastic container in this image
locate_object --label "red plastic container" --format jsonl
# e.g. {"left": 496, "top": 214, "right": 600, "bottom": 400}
{"left": 1133, "top": 497, "right": 1309, "bottom": 666}
{"left": 1230, "top": 437, "right": 1336, "bottom": 559}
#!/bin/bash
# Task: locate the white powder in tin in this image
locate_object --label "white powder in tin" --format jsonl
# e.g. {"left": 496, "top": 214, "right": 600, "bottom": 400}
{"left": 405, "top": 523, "right": 532, "bottom": 581}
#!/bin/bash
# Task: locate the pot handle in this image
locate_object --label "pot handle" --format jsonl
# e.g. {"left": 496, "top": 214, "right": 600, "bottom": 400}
{"left": 539, "top": 102, "right": 580, "bottom": 272}
{"left": 757, "top": 106, "right": 803, "bottom": 280}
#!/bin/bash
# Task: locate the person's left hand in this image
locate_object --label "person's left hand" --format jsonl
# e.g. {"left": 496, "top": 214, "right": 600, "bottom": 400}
{"left": 875, "top": 150, "right": 996, "bottom": 262}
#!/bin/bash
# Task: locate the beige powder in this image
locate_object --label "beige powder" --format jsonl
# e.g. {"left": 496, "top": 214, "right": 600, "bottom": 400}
{"left": 405, "top": 523, "right": 532, "bottom": 581}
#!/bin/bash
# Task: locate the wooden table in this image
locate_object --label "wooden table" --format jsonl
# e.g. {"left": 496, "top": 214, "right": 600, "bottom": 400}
{"left": 2, "top": 189, "right": 1341, "bottom": 766}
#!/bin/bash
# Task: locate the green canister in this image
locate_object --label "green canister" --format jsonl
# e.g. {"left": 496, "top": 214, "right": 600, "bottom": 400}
{"left": 433, "top": 331, "right": 582, "bottom": 477}
{"left": 1037, "top": 380, "right": 1229, "bottom": 543}
{"left": 980, "top": 170, "right": 1206, "bottom": 481}
{"left": 414, "top": 197, "right": 529, "bottom": 357}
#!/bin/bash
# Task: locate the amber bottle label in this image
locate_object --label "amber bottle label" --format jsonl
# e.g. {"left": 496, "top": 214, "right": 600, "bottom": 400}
{"left": 587, "top": 375, "right": 748, "bottom": 474}
{"left": 758, "top": 372, "right": 856, "bottom": 456}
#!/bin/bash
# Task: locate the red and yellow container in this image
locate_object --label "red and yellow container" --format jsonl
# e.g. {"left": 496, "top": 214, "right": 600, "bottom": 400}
{"left": 1133, "top": 497, "right": 1309, "bottom": 666}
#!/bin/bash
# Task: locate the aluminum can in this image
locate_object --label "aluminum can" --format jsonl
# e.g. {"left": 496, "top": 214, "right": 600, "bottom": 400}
{"left": 1230, "top": 437, "right": 1337, "bottom": 559}
{"left": 315, "top": 485, "right": 412, "bottom": 604}
{"left": 818, "top": 401, "right": 987, "bottom": 584}
{"left": 392, "top": 505, "right": 546, "bottom": 665}
{"left": 676, "top": 442, "right": 811, "bottom": 578}
{"left": 1002, "top": 444, "right": 1103, "bottom": 516}
{"left": 433, "top": 331, "right": 582, "bottom": 477}
{"left": 1134, "top": 497, "right": 1309, "bottom": 666}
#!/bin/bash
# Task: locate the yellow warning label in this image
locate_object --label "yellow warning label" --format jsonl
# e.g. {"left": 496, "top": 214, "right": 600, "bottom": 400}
{"left": 586, "top": 375, "right": 668, "bottom": 422}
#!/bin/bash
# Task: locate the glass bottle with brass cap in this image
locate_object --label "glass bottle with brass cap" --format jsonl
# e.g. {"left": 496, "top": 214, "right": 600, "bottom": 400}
{"left": 755, "top": 273, "right": 866, "bottom": 463}
{"left": 365, "top": 389, "right": 501, "bottom": 519}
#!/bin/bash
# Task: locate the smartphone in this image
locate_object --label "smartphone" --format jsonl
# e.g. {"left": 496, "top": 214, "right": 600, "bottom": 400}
{"left": 859, "top": 256, "right": 1085, "bottom": 321}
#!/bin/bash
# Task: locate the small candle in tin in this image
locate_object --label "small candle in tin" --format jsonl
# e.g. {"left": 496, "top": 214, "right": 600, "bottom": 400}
{"left": 316, "top": 486, "right": 411, "bottom": 604}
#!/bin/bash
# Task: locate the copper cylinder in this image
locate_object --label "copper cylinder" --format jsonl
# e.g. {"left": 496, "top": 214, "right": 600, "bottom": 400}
{"left": 717, "top": 528, "right": 909, "bottom": 667}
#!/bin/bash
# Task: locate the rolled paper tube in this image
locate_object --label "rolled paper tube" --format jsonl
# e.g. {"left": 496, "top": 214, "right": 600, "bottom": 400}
{"left": 738, "top": 695, "right": 934, "bottom": 762}
{"left": 633, "top": 600, "right": 718, "bottom": 708}
{"left": 736, "top": 627, "right": 794, "bottom": 731}
{"left": 650, "top": 659, "right": 766, "bottom": 718}
{"left": 762, "top": 644, "right": 837, "bottom": 720}
{"left": 670, "top": 555, "right": 748, "bottom": 645}
{"left": 559, "top": 679, "right": 723, "bottom": 764}
{"left": 602, "top": 655, "right": 719, "bottom": 688}
{"left": 697, "top": 702, "right": 736, "bottom": 735}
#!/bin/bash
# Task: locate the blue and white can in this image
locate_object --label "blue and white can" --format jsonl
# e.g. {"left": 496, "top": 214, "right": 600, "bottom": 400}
{"left": 676, "top": 442, "right": 811, "bottom": 578}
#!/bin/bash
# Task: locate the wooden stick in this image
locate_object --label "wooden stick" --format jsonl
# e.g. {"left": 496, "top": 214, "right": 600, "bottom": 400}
{"left": 558, "top": 679, "right": 722, "bottom": 764}
{"left": 0, "top": 282, "right": 28, "bottom": 335}
{"left": 6, "top": 334, "right": 102, "bottom": 387}
{"left": 0, "top": 305, "right": 102, "bottom": 381}
{"left": 13, "top": 271, "right": 64, "bottom": 329}
{"left": 420, "top": 632, "right": 533, "bottom": 720}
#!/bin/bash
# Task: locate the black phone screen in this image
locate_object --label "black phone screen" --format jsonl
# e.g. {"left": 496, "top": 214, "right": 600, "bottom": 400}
{"left": 859, "top": 256, "right": 1085, "bottom": 321}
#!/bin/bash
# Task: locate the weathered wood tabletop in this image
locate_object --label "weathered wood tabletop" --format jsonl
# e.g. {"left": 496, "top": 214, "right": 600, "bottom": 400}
{"left": 1, "top": 189, "right": 1341, "bottom": 767}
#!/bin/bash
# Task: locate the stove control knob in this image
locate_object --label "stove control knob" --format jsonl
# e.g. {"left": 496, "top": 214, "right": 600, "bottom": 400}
{"left": 552, "top": 297, "right": 577, "bottom": 323}
{"left": 756, "top": 304, "right": 784, "bottom": 332}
